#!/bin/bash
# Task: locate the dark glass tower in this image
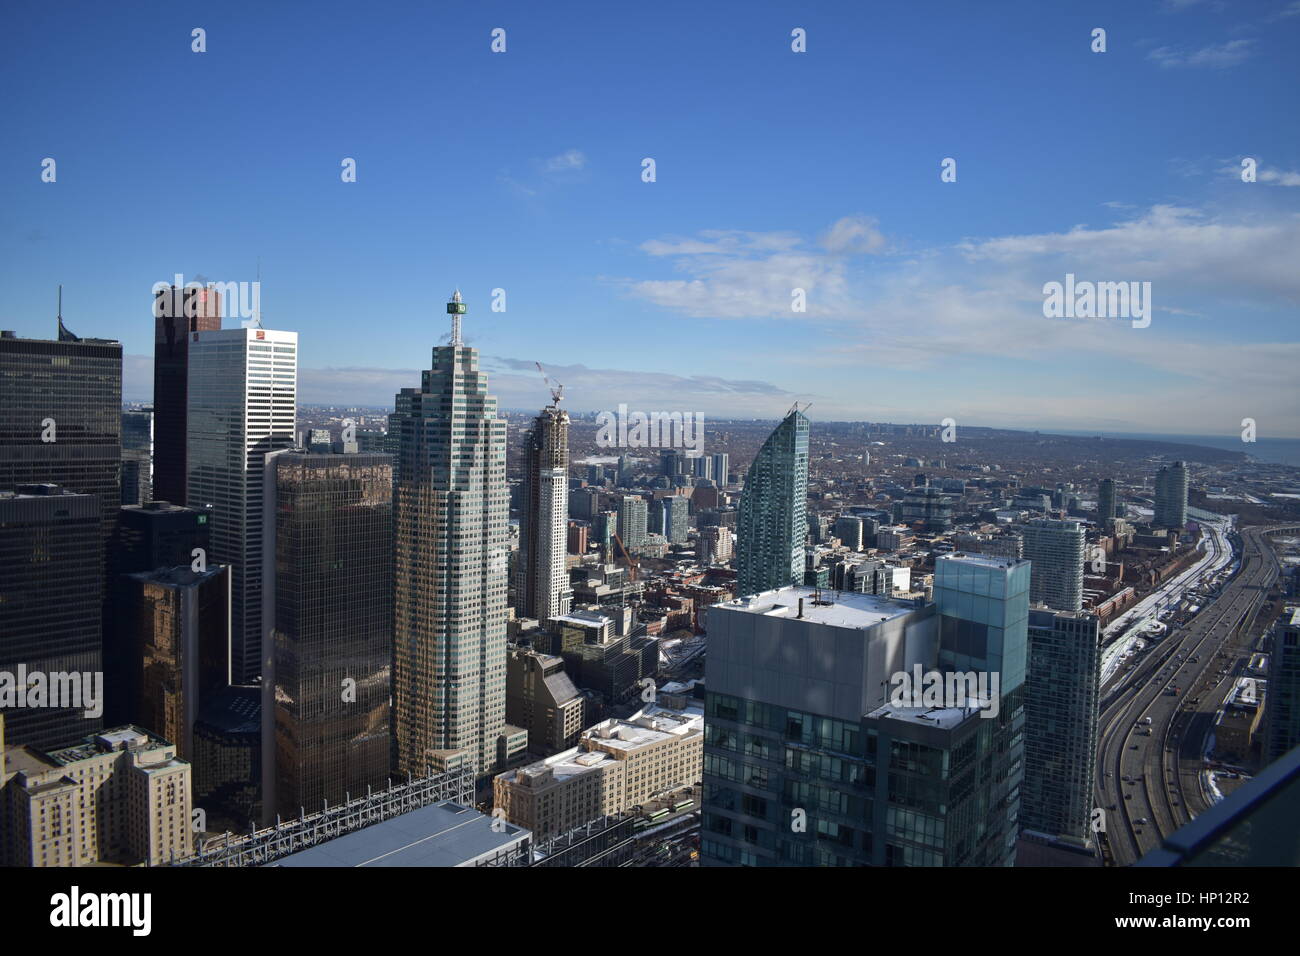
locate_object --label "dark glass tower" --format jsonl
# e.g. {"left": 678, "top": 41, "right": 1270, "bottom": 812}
{"left": 0, "top": 485, "right": 104, "bottom": 750}
{"left": 735, "top": 408, "right": 809, "bottom": 597}
{"left": 152, "top": 285, "right": 221, "bottom": 505}
{"left": 0, "top": 324, "right": 122, "bottom": 540}
{"left": 1097, "top": 478, "right": 1117, "bottom": 522}
{"left": 269, "top": 451, "right": 393, "bottom": 820}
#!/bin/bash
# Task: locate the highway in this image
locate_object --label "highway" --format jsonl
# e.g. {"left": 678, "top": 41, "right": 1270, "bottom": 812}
{"left": 1095, "top": 523, "right": 1294, "bottom": 866}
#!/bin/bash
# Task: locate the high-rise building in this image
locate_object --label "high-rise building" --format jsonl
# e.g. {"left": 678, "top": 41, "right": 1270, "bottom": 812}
{"left": 898, "top": 486, "right": 954, "bottom": 533}
{"left": 735, "top": 409, "right": 809, "bottom": 598}
{"left": 661, "top": 495, "right": 690, "bottom": 545}
{"left": 515, "top": 404, "right": 572, "bottom": 623}
{"left": 121, "top": 408, "right": 154, "bottom": 506}
{"left": 834, "top": 515, "right": 864, "bottom": 551}
{"left": 1097, "top": 478, "right": 1117, "bottom": 522}
{"left": 391, "top": 291, "right": 522, "bottom": 777}
{"left": 697, "top": 525, "right": 733, "bottom": 565}
{"left": 702, "top": 561, "right": 1027, "bottom": 867}
{"left": 1022, "top": 607, "right": 1101, "bottom": 845}
{"left": 0, "top": 323, "right": 122, "bottom": 540}
{"left": 1021, "top": 518, "right": 1085, "bottom": 613}
{"left": 267, "top": 451, "right": 393, "bottom": 821}
{"left": 1263, "top": 607, "right": 1300, "bottom": 766}
{"left": 618, "top": 495, "right": 648, "bottom": 549}
{"left": 505, "top": 646, "right": 588, "bottom": 756}
{"left": 567, "top": 520, "right": 589, "bottom": 556}
{"left": 153, "top": 284, "right": 222, "bottom": 505}
{"left": 711, "top": 452, "right": 730, "bottom": 487}
{"left": 187, "top": 326, "right": 297, "bottom": 683}
{"left": 1154, "top": 461, "right": 1188, "bottom": 532}
{"left": 0, "top": 486, "right": 104, "bottom": 751}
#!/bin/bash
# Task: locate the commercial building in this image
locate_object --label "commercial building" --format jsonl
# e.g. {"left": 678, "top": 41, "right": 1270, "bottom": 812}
{"left": 1021, "top": 518, "right": 1085, "bottom": 613}
{"left": 391, "top": 291, "right": 521, "bottom": 776}
{"left": 505, "top": 647, "right": 589, "bottom": 756}
{"left": 736, "top": 409, "right": 809, "bottom": 598}
{"left": 493, "top": 701, "right": 703, "bottom": 841}
{"left": 0, "top": 324, "right": 122, "bottom": 540}
{"left": 153, "top": 284, "right": 222, "bottom": 505}
{"left": 1022, "top": 607, "right": 1101, "bottom": 844}
{"left": 187, "top": 326, "right": 298, "bottom": 683}
{"left": 267, "top": 451, "right": 393, "bottom": 822}
{"left": 0, "top": 485, "right": 104, "bottom": 751}
{"left": 1, "top": 724, "right": 192, "bottom": 866}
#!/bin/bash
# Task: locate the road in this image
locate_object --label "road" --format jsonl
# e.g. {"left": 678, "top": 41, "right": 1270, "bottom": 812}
{"left": 1095, "top": 523, "right": 1294, "bottom": 866}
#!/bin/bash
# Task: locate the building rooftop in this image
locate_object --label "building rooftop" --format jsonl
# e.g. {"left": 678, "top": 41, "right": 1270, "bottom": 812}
{"left": 937, "top": 551, "right": 1026, "bottom": 571}
{"left": 715, "top": 585, "right": 918, "bottom": 630}
{"left": 865, "top": 700, "right": 987, "bottom": 730}
{"left": 267, "top": 800, "right": 529, "bottom": 867}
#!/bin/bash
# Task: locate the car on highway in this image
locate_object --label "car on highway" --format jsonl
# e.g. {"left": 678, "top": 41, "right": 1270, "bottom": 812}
{"left": 1135, "top": 817, "right": 1149, "bottom": 825}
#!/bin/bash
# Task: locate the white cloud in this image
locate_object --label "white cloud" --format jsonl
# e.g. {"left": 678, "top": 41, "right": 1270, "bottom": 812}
{"left": 542, "top": 149, "right": 587, "bottom": 174}
{"left": 1147, "top": 39, "right": 1254, "bottom": 68}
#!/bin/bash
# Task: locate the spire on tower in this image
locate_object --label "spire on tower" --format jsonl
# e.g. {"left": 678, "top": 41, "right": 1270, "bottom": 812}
{"left": 447, "top": 289, "right": 467, "bottom": 345}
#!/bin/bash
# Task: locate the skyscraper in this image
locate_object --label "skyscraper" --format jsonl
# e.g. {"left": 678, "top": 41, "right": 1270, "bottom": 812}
{"left": 617, "top": 495, "right": 648, "bottom": 549}
{"left": 187, "top": 326, "right": 298, "bottom": 683}
{"left": 711, "top": 452, "right": 730, "bottom": 487}
{"left": 515, "top": 403, "right": 572, "bottom": 623}
{"left": 268, "top": 451, "right": 393, "bottom": 821}
{"left": 0, "top": 322, "right": 122, "bottom": 540}
{"left": 153, "top": 284, "right": 222, "bottom": 505}
{"left": 121, "top": 408, "right": 154, "bottom": 506}
{"left": 1021, "top": 518, "right": 1085, "bottom": 613}
{"left": 661, "top": 495, "right": 690, "bottom": 545}
{"left": 1023, "top": 607, "right": 1101, "bottom": 845}
{"left": 391, "top": 291, "right": 521, "bottom": 776}
{"left": 735, "top": 408, "right": 809, "bottom": 598}
{"left": 0, "top": 486, "right": 104, "bottom": 751}
{"left": 1097, "top": 477, "right": 1117, "bottom": 522}
{"left": 1154, "top": 461, "right": 1188, "bottom": 531}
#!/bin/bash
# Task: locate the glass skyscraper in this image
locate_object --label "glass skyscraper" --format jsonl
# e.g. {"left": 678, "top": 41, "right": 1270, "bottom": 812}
{"left": 268, "top": 451, "right": 393, "bottom": 821}
{"left": 1020, "top": 518, "right": 1085, "bottom": 613}
{"left": 514, "top": 404, "right": 572, "bottom": 624}
{"left": 1154, "top": 461, "right": 1188, "bottom": 531}
{"left": 735, "top": 408, "right": 809, "bottom": 598}
{"left": 153, "top": 285, "right": 222, "bottom": 506}
{"left": 391, "top": 291, "right": 518, "bottom": 776}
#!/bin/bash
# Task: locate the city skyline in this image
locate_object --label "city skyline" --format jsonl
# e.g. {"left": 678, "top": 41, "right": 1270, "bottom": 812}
{"left": 3, "top": 3, "right": 1298, "bottom": 435}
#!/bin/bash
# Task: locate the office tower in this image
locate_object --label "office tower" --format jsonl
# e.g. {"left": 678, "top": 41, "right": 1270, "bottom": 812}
{"left": 121, "top": 408, "right": 154, "bottom": 506}
{"left": 391, "top": 291, "right": 520, "bottom": 776}
{"left": 0, "top": 486, "right": 104, "bottom": 751}
{"left": 662, "top": 495, "right": 689, "bottom": 545}
{"left": 515, "top": 403, "right": 572, "bottom": 623}
{"left": 268, "top": 451, "right": 393, "bottom": 820}
{"left": 618, "top": 495, "right": 648, "bottom": 549}
{"left": 586, "top": 463, "right": 604, "bottom": 485}
{"left": 689, "top": 454, "right": 712, "bottom": 480}
{"left": 593, "top": 510, "right": 618, "bottom": 557}
{"left": 0, "top": 726, "right": 192, "bottom": 866}
{"left": 711, "top": 452, "right": 729, "bottom": 487}
{"left": 494, "top": 700, "right": 703, "bottom": 841}
{"left": 111, "top": 500, "right": 212, "bottom": 575}
{"left": 1023, "top": 607, "right": 1101, "bottom": 844}
{"left": 933, "top": 552, "right": 1032, "bottom": 694}
{"left": 153, "top": 284, "right": 222, "bottom": 505}
{"left": 505, "top": 646, "right": 588, "bottom": 756}
{"left": 899, "top": 486, "right": 954, "bottom": 532}
{"left": 834, "top": 515, "right": 864, "bottom": 551}
{"left": 616, "top": 455, "right": 630, "bottom": 487}
{"left": 187, "top": 327, "right": 297, "bottom": 683}
{"left": 0, "top": 324, "right": 122, "bottom": 539}
{"left": 1021, "top": 518, "right": 1085, "bottom": 613}
{"left": 116, "top": 565, "right": 230, "bottom": 759}
{"left": 192, "top": 684, "right": 262, "bottom": 830}
{"left": 552, "top": 610, "right": 658, "bottom": 704}
{"left": 567, "top": 520, "right": 589, "bottom": 556}
{"left": 1097, "top": 478, "right": 1117, "bottom": 522}
{"left": 697, "top": 525, "right": 733, "bottom": 565}
{"left": 660, "top": 449, "right": 684, "bottom": 478}
{"left": 1154, "top": 461, "right": 1188, "bottom": 531}
{"left": 735, "top": 409, "right": 809, "bottom": 598}
{"left": 1263, "top": 607, "right": 1300, "bottom": 766}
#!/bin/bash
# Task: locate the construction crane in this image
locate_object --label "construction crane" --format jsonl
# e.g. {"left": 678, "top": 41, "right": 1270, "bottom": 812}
{"left": 611, "top": 531, "right": 639, "bottom": 583}
{"left": 534, "top": 361, "right": 563, "bottom": 407}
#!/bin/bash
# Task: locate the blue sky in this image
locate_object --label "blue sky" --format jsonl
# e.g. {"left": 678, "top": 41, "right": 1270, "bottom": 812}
{"left": 3, "top": 0, "right": 1298, "bottom": 436}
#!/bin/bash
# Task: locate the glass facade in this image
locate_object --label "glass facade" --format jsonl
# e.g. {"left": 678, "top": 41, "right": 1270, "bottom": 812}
{"left": 272, "top": 452, "right": 393, "bottom": 817}
{"left": 736, "top": 409, "right": 809, "bottom": 598}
